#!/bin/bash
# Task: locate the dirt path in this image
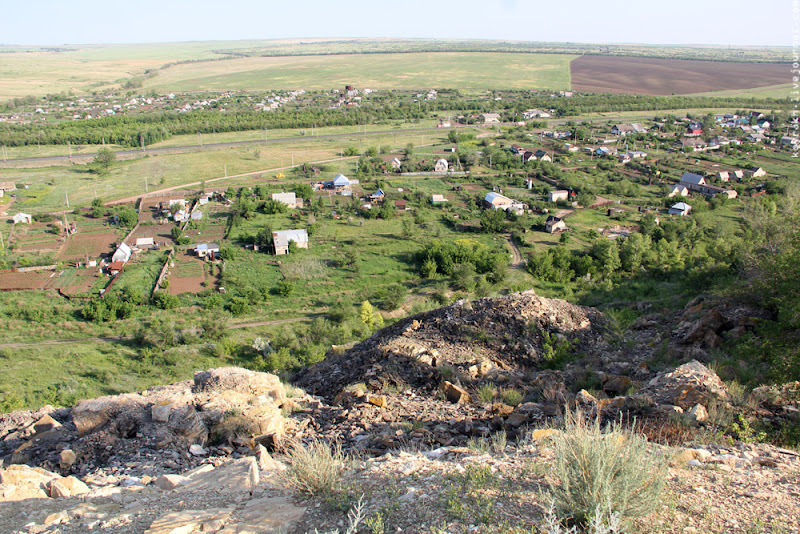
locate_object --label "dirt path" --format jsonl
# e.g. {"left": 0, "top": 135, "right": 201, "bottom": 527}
{"left": 504, "top": 233, "right": 524, "bottom": 268}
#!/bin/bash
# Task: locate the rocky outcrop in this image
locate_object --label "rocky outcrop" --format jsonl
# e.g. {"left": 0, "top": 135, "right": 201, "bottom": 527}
{"left": 0, "top": 368, "right": 291, "bottom": 482}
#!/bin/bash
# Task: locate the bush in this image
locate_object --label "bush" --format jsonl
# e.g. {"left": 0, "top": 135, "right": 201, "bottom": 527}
{"left": 284, "top": 439, "right": 347, "bottom": 496}
{"left": 547, "top": 410, "right": 667, "bottom": 527}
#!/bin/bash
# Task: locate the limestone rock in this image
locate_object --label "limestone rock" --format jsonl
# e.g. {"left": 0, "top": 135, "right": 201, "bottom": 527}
{"left": 59, "top": 449, "right": 77, "bottom": 470}
{"left": 689, "top": 403, "right": 709, "bottom": 423}
{"left": 575, "top": 389, "right": 598, "bottom": 405}
{"left": 193, "top": 367, "right": 286, "bottom": 405}
{"left": 218, "top": 496, "right": 305, "bottom": 534}
{"left": 179, "top": 457, "right": 260, "bottom": 494}
{"left": 645, "top": 360, "right": 729, "bottom": 410}
{"left": 145, "top": 507, "right": 235, "bottom": 534}
{"left": 368, "top": 395, "right": 388, "bottom": 408}
{"left": 442, "top": 381, "right": 471, "bottom": 404}
{"left": 49, "top": 476, "right": 89, "bottom": 498}
{"left": 32, "top": 414, "right": 62, "bottom": 434}
{"left": 154, "top": 474, "right": 190, "bottom": 491}
{"left": 0, "top": 465, "right": 61, "bottom": 501}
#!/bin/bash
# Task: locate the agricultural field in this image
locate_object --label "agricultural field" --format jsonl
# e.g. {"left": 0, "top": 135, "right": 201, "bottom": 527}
{"left": 0, "top": 268, "right": 98, "bottom": 294}
{"left": 570, "top": 56, "right": 789, "bottom": 96}
{"left": 142, "top": 53, "right": 575, "bottom": 93}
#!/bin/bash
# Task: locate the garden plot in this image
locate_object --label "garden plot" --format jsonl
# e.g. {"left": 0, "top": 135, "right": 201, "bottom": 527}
{"left": 168, "top": 253, "right": 209, "bottom": 295}
{"left": 60, "top": 229, "right": 119, "bottom": 261}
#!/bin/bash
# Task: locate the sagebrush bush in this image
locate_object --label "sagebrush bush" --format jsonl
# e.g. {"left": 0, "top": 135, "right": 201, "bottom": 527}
{"left": 548, "top": 410, "right": 667, "bottom": 526}
{"left": 284, "top": 439, "right": 347, "bottom": 496}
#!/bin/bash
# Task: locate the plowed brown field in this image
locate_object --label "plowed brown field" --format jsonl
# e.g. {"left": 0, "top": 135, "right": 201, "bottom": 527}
{"left": 570, "top": 56, "right": 788, "bottom": 95}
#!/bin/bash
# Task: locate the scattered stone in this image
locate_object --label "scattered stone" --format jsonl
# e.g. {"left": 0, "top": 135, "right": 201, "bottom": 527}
{"left": 145, "top": 507, "right": 235, "bottom": 534}
{"left": 688, "top": 404, "right": 708, "bottom": 424}
{"left": 188, "top": 444, "right": 207, "bottom": 456}
{"left": 58, "top": 449, "right": 77, "bottom": 470}
{"left": 368, "top": 395, "right": 388, "bottom": 408}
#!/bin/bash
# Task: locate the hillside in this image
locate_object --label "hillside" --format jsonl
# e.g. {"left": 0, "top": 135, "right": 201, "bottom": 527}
{"left": 1, "top": 293, "right": 799, "bottom": 533}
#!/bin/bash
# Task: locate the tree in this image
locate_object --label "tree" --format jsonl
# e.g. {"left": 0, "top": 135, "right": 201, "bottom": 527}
{"left": 293, "top": 183, "right": 314, "bottom": 201}
{"left": 480, "top": 209, "right": 506, "bottom": 233}
{"left": 93, "top": 147, "right": 116, "bottom": 173}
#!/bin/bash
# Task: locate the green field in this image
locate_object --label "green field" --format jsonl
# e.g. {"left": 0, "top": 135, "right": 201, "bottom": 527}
{"left": 687, "top": 83, "right": 794, "bottom": 100}
{"left": 142, "top": 53, "right": 575, "bottom": 93}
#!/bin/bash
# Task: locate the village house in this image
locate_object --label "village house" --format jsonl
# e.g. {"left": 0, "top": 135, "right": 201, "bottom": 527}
{"left": 668, "top": 185, "right": 689, "bottom": 198}
{"left": 545, "top": 215, "right": 567, "bottom": 233}
{"left": 431, "top": 194, "right": 448, "bottom": 205}
{"left": 686, "top": 122, "right": 703, "bottom": 136}
{"left": 369, "top": 188, "right": 385, "bottom": 203}
{"left": 548, "top": 190, "right": 569, "bottom": 202}
{"left": 272, "top": 192, "right": 303, "bottom": 209}
{"left": 395, "top": 200, "right": 407, "bottom": 211}
{"left": 480, "top": 113, "right": 501, "bottom": 124}
{"left": 12, "top": 213, "right": 32, "bottom": 224}
{"left": 532, "top": 149, "right": 552, "bottom": 162}
{"left": 679, "top": 172, "right": 737, "bottom": 198}
{"left": 272, "top": 229, "right": 308, "bottom": 256}
{"left": 523, "top": 109, "right": 551, "bottom": 119}
{"left": 438, "top": 119, "right": 451, "bottom": 128}
{"left": 194, "top": 243, "right": 220, "bottom": 259}
{"left": 390, "top": 157, "right": 402, "bottom": 171}
{"left": 681, "top": 138, "right": 709, "bottom": 152}
{"left": 434, "top": 159, "right": 449, "bottom": 172}
{"left": 484, "top": 192, "right": 527, "bottom": 215}
{"left": 747, "top": 167, "right": 767, "bottom": 178}
{"left": 611, "top": 123, "right": 648, "bottom": 136}
{"left": 107, "top": 261, "right": 125, "bottom": 276}
{"left": 0, "top": 182, "right": 17, "bottom": 195}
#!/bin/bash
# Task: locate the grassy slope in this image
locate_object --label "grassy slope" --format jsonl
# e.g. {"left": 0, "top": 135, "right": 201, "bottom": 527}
{"left": 142, "top": 53, "right": 575, "bottom": 92}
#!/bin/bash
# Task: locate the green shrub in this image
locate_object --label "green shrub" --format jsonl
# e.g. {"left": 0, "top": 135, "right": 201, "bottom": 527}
{"left": 547, "top": 409, "right": 667, "bottom": 527}
{"left": 477, "top": 382, "right": 496, "bottom": 403}
{"left": 501, "top": 387, "right": 523, "bottom": 407}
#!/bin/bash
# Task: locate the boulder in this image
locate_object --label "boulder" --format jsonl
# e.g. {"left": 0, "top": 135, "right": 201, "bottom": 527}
{"left": 49, "top": 475, "right": 89, "bottom": 498}
{"left": 442, "top": 381, "right": 471, "bottom": 404}
{"left": 645, "top": 360, "right": 729, "bottom": 410}
{"left": 145, "top": 507, "right": 236, "bottom": 534}
{"left": 683, "top": 308, "right": 726, "bottom": 345}
{"left": 0, "top": 465, "right": 61, "bottom": 501}
{"left": 154, "top": 474, "right": 190, "bottom": 491}
{"left": 167, "top": 404, "right": 208, "bottom": 444}
{"left": 193, "top": 368, "right": 286, "bottom": 405}
{"left": 32, "top": 414, "right": 62, "bottom": 434}
{"left": 59, "top": 449, "right": 77, "bottom": 470}
{"left": 688, "top": 403, "right": 709, "bottom": 423}
{"left": 603, "top": 375, "right": 635, "bottom": 396}
{"left": 71, "top": 394, "right": 147, "bottom": 436}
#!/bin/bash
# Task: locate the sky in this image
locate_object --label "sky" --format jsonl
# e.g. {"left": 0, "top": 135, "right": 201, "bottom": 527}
{"left": 0, "top": 0, "right": 792, "bottom": 47}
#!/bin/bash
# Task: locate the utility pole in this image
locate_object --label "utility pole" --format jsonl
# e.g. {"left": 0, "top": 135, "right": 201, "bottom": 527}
{"left": 198, "top": 132, "right": 202, "bottom": 146}
{"left": 140, "top": 134, "right": 145, "bottom": 152}
{"left": 2, "top": 145, "right": 6, "bottom": 162}
{"left": 224, "top": 164, "right": 227, "bottom": 177}
{"left": 145, "top": 176, "right": 148, "bottom": 193}
{"left": 68, "top": 141, "right": 72, "bottom": 160}
{"left": 65, "top": 191, "right": 69, "bottom": 209}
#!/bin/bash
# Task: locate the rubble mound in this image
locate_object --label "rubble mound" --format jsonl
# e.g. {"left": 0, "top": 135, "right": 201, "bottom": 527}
{"left": 294, "top": 291, "right": 610, "bottom": 399}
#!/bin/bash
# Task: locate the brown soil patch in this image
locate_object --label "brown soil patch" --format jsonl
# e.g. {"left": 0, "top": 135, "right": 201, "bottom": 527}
{"left": 59, "top": 231, "right": 119, "bottom": 261}
{"left": 570, "top": 56, "right": 788, "bottom": 95}
{"left": 168, "top": 253, "right": 208, "bottom": 295}
{"left": 130, "top": 223, "right": 177, "bottom": 246}
{"left": 0, "top": 271, "right": 52, "bottom": 290}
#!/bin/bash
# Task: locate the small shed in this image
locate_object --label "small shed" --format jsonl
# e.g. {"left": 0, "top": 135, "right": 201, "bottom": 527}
{"left": 434, "top": 159, "right": 449, "bottom": 173}
{"left": 195, "top": 243, "right": 220, "bottom": 259}
{"left": 431, "top": 194, "right": 448, "bottom": 204}
{"left": 669, "top": 202, "right": 692, "bottom": 216}
{"left": 12, "top": 213, "right": 32, "bottom": 224}
{"left": 545, "top": 215, "right": 566, "bottom": 233}
{"left": 548, "top": 190, "right": 569, "bottom": 202}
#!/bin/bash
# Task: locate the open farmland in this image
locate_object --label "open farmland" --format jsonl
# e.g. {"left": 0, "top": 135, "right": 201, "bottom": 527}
{"left": 570, "top": 56, "right": 789, "bottom": 95}
{"left": 142, "top": 53, "right": 575, "bottom": 92}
